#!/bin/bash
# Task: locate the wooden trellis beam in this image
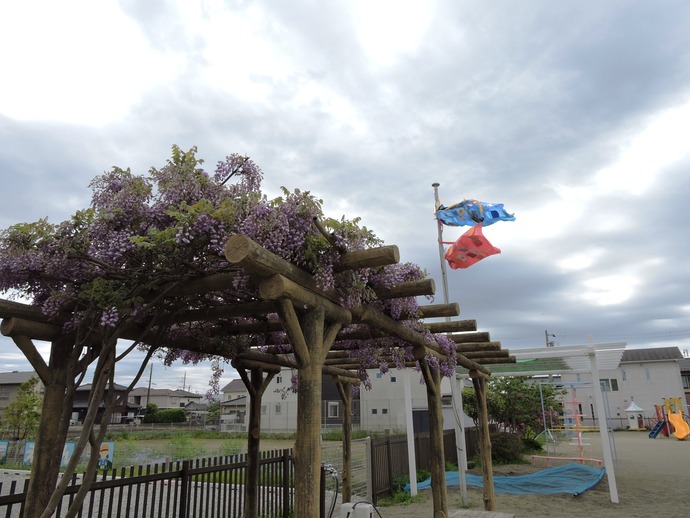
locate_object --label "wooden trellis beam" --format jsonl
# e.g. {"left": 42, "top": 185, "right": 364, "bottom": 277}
{"left": 449, "top": 331, "right": 491, "bottom": 343}
{"left": 351, "top": 305, "right": 443, "bottom": 359}
{"left": 260, "top": 275, "right": 351, "bottom": 326}
{"left": 372, "top": 278, "right": 435, "bottom": 299}
{"left": 424, "top": 320, "right": 477, "bottom": 334}
{"left": 455, "top": 341, "right": 501, "bottom": 352}
{"left": 334, "top": 245, "right": 400, "bottom": 272}
{"left": 463, "top": 350, "right": 510, "bottom": 359}
{"left": 418, "top": 302, "right": 460, "bottom": 319}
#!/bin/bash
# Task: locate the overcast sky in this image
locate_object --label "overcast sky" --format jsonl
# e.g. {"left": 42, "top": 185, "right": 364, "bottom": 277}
{"left": 2, "top": 1, "right": 690, "bottom": 396}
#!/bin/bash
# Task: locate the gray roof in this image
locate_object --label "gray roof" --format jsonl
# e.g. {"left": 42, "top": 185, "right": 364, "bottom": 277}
{"left": 679, "top": 357, "right": 690, "bottom": 372}
{"left": 620, "top": 347, "right": 683, "bottom": 363}
{"left": 77, "top": 383, "right": 130, "bottom": 392}
{"left": 221, "top": 379, "right": 245, "bottom": 392}
{"left": 130, "top": 387, "right": 202, "bottom": 398}
{"left": 0, "top": 371, "right": 38, "bottom": 385}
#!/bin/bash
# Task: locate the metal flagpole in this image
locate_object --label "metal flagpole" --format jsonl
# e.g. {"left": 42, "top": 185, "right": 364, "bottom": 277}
{"left": 432, "top": 182, "right": 468, "bottom": 502}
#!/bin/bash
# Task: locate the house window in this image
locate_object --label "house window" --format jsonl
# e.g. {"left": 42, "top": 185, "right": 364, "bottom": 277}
{"left": 276, "top": 375, "right": 283, "bottom": 384}
{"left": 682, "top": 374, "right": 690, "bottom": 389}
{"left": 0, "top": 387, "right": 9, "bottom": 400}
{"left": 382, "top": 408, "right": 388, "bottom": 415}
{"left": 576, "top": 373, "right": 581, "bottom": 382}
{"left": 376, "top": 372, "right": 382, "bottom": 379}
{"left": 328, "top": 402, "right": 339, "bottom": 418}
{"left": 275, "top": 403, "right": 281, "bottom": 415}
{"left": 261, "top": 405, "right": 267, "bottom": 415}
{"left": 645, "top": 368, "right": 651, "bottom": 380}
{"left": 599, "top": 379, "right": 618, "bottom": 392}
{"left": 372, "top": 408, "right": 378, "bottom": 415}
{"left": 390, "top": 377, "right": 396, "bottom": 383}
{"left": 621, "top": 369, "right": 627, "bottom": 381}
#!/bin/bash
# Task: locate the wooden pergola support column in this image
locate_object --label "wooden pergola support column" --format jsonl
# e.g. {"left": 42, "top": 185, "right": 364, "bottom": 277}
{"left": 470, "top": 371, "right": 496, "bottom": 511}
{"left": 419, "top": 358, "right": 448, "bottom": 518}
{"left": 335, "top": 380, "right": 353, "bottom": 502}
{"left": 273, "top": 300, "right": 343, "bottom": 517}
{"left": 233, "top": 364, "right": 279, "bottom": 518}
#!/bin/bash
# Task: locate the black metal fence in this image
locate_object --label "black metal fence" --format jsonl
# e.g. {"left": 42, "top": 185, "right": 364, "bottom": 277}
{"left": 0, "top": 449, "right": 294, "bottom": 518}
{"left": 369, "top": 427, "right": 491, "bottom": 503}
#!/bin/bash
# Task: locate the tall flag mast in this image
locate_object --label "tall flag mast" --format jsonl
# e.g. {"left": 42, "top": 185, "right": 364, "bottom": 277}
{"left": 431, "top": 183, "right": 516, "bottom": 503}
{"left": 431, "top": 182, "right": 468, "bottom": 502}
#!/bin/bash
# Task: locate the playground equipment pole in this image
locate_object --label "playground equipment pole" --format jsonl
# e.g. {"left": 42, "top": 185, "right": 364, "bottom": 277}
{"left": 588, "top": 349, "right": 619, "bottom": 503}
{"left": 432, "top": 182, "right": 468, "bottom": 502}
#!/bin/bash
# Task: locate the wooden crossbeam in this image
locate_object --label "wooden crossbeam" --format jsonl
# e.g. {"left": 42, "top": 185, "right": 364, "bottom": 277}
{"left": 449, "top": 332, "right": 491, "bottom": 343}
{"left": 455, "top": 341, "right": 501, "bottom": 353}
{"left": 424, "top": 320, "right": 477, "bottom": 334}
{"left": 334, "top": 245, "right": 400, "bottom": 272}
{"left": 372, "top": 278, "right": 435, "bottom": 299}
{"left": 260, "top": 275, "right": 351, "bottom": 326}
{"left": 418, "top": 303, "right": 460, "bottom": 319}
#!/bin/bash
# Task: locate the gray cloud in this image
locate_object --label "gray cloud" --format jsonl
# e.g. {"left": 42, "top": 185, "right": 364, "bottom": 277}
{"left": 2, "top": 1, "right": 690, "bottom": 387}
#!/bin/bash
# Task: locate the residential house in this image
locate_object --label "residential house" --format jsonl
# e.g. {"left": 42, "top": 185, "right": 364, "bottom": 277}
{"left": 220, "top": 379, "right": 247, "bottom": 431}
{"left": 0, "top": 371, "right": 43, "bottom": 415}
{"left": 359, "top": 369, "right": 471, "bottom": 433}
{"left": 679, "top": 356, "right": 690, "bottom": 405}
{"left": 72, "top": 383, "right": 140, "bottom": 424}
{"left": 224, "top": 367, "right": 467, "bottom": 434}
{"left": 558, "top": 346, "right": 685, "bottom": 429}
{"left": 128, "top": 387, "right": 202, "bottom": 410}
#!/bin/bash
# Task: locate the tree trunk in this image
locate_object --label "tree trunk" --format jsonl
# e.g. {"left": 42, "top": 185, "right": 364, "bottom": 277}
{"left": 235, "top": 366, "right": 276, "bottom": 518}
{"left": 472, "top": 374, "right": 496, "bottom": 511}
{"left": 420, "top": 359, "right": 448, "bottom": 518}
{"left": 25, "top": 339, "right": 74, "bottom": 518}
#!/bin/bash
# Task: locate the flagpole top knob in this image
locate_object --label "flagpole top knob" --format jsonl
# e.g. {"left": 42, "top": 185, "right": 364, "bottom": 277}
{"left": 432, "top": 182, "right": 440, "bottom": 187}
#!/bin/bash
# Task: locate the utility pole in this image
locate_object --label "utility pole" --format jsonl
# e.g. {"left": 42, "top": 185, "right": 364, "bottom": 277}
{"left": 545, "top": 330, "right": 556, "bottom": 347}
{"left": 146, "top": 363, "right": 153, "bottom": 405}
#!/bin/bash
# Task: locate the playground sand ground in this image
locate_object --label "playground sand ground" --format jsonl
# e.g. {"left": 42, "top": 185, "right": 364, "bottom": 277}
{"left": 375, "top": 430, "right": 690, "bottom": 517}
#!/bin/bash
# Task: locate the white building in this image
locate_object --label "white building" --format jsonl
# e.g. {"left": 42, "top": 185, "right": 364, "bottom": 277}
{"left": 218, "top": 368, "right": 474, "bottom": 434}
{"left": 558, "top": 346, "right": 684, "bottom": 429}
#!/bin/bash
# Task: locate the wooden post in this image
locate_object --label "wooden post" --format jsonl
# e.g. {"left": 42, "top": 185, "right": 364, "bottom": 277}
{"left": 294, "top": 306, "right": 325, "bottom": 517}
{"left": 336, "top": 380, "right": 353, "bottom": 502}
{"left": 234, "top": 365, "right": 277, "bottom": 518}
{"left": 471, "top": 373, "right": 496, "bottom": 511}
{"left": 419, "top": 359, "right": 448, "bottom": 518}
{"left": 272, "top": 300, "right": 342, "bottom": 516}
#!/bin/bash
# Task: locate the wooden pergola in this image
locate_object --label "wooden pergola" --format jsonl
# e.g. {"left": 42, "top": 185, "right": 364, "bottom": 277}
{"left": 0, "top": 233, "right": 515, "bottom": 517}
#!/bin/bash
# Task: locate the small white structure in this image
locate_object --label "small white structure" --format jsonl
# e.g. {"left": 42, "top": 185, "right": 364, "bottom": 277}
{"left": 625, "top": 399, "right": 645, "bottom": 430}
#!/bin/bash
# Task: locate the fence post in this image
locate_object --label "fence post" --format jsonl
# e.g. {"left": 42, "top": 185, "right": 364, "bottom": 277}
{"left": 282, "top": 449, "right": 291, "bottom": 518}
{"left": 319, "top": 465, "right": 326, "bottom": 518}
{"left": 179, "top": 460, "right": 189, "bottom": 518}
{"left": 365, "top": 436, "right": 372, "bottom": 502}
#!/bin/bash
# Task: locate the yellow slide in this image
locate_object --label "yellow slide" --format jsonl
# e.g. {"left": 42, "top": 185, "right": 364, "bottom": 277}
{"left": 667, "top": 412, "right": 690, "bottom": 440}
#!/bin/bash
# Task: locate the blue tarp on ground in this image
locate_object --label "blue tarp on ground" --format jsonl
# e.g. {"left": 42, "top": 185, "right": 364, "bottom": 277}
{"left": 407, "top": 463, "right": 605, "bottom": 496}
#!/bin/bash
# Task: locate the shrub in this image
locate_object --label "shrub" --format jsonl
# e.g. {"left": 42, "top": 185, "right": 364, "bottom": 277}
{"left": 153, "top": 408, "right": 186, "bottom": 423}
{"left": 490, "top": 432, "right": 525, "bottom": 464}
{"left": 521, "top": 436, "right": 542, "bottom": 453}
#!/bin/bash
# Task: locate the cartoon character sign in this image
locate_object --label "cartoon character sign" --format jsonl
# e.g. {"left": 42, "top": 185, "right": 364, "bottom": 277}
{"left": 98, "top": 442, "right": 115, "bottom": 472}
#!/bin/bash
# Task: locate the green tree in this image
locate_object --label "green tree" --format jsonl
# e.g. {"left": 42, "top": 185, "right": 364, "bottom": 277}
{"left": 2, "top": 376, "right": 42, "bottom": 440}
{"left": 206, "top": 399, "right": 221, "bottom": 425}
{"left": 142, "top": 403, "right": 158, "bottom": 423}
{"left": 463, "top": 376, "right": 564, "bottom": 439}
